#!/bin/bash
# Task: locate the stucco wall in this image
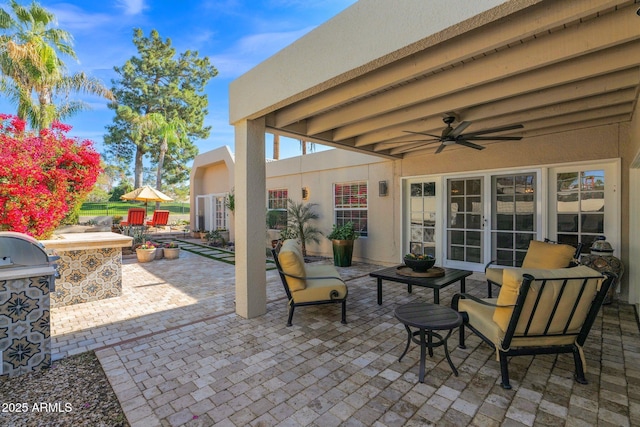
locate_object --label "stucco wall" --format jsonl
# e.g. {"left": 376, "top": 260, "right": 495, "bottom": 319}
{"left": 265, "top": 150, "right": 397, "bottom": 265}
{"left": 400, "top": 125, "right": 620, "bottom": 177}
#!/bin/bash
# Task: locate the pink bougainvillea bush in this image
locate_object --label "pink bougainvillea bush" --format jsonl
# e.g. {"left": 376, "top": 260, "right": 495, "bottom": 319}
{"left": 0, "top": 114, "right": 102, "bottom": 239}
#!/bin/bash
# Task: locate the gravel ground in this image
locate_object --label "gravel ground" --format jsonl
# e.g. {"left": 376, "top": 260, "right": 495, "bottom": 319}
{"left": 0, "top": 352, "right": 128, "bottom": 427}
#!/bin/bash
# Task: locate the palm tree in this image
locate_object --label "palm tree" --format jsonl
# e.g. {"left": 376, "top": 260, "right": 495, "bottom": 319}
{"left": 150, "top": 114, "right": 187, "bottom": 193}
{"left": 0, "top": 0, "right": 113, "bottom": 129}
{"left": 286, "top": 198, "right": 322, "bottom": 257}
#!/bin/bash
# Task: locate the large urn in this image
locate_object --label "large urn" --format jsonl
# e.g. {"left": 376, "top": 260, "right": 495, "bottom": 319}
{"left": 580, "top": 237, "right": 624, "bottom": 304}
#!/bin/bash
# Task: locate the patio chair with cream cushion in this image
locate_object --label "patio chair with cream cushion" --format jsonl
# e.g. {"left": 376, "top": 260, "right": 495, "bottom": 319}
{"left": 485, "top": 239, "right": 583, "bottom": 298}
{"left": 272, "top": 239, "right": 348, "bottom": 326}
{"left": 453, "top": 265, "right": 615, "bottom": 389}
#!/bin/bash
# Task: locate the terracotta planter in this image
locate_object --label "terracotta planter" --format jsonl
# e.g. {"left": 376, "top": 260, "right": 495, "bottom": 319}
{"left": 164, "top": 247, "right": 180, "bottom": 260}
{"left": 136, "top": 248, "right": 156, "bottom": 263}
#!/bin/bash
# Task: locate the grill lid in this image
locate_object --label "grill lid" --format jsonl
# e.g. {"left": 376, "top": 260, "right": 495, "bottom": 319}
{"left": 0, "top": 231, "right": 50, "bottom": 267}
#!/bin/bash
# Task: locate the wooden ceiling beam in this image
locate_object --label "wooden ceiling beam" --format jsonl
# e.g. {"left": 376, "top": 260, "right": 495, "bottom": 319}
{"left": 305, "top": 8, "right": 640, "bottom": 135}
{"left": 273, "top": 0, "right": 632, "bottom": 128}
{"left": 350, "top": 41, "right": 640, "bottom": 148}
{"left": 340, "top": 67, "right": 638, "bottom": 143}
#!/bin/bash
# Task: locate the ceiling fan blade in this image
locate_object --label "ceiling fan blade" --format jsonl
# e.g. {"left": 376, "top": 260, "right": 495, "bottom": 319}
{"left": 434, "top": 143, "right": 446, "bottom": 154}
{"left": 456, "top": 140, "right": 485, "bottom": 150}
{"left": 392, "top": 141, "right": 441, "bottom": 154}
{"left": 464, "top": 136, "right": 523, "bottom": 141}
{"left": 402, "top": 138, "right": 440, "bottom": 143}
{"left": 449, "top": 121, "right": 472, "bottom": 138}
{"left": 403, "top": 130, "right": 442, "bottom": 139}
{"left": 463, "top": 123, "right": 524, "bottom": 137}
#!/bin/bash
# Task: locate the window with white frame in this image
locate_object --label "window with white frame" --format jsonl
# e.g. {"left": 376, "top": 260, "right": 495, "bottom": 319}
{"left": 334, "top": 182, "right": 368, "bottom": 237}
{"left": 267, "top": 188, "right": 288, "bottom": 229}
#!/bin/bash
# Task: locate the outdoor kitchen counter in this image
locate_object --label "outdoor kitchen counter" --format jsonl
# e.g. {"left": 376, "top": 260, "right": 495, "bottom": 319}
{"left": 40, "top": 232, "right": 133, "bottom": 251}
{"left": 40, "top": 232, "right": 133, "bottom": 307}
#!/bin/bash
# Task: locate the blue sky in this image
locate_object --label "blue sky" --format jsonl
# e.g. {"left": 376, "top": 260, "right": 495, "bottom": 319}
{"left": 0, "top": 0, "right": 357, "bottom": 164}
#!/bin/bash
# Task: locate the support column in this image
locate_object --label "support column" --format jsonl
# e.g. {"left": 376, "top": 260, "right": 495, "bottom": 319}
{"left": 234, "top": 118, "right": 267, "bottom": 318}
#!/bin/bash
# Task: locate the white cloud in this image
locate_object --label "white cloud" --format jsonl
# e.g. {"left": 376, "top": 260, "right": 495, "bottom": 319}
{"left": 47, "top": 4, "right": 113, "bottom": 32}
{"left": 209, "top": 26, "right": 314, "bottom": 78}
{"left": 116, "top": 0, "right": 146, "bottom": 16}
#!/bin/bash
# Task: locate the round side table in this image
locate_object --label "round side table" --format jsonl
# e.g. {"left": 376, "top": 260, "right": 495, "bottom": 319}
{"left": 394, "top": 302, "right": 463, "bottom": 382}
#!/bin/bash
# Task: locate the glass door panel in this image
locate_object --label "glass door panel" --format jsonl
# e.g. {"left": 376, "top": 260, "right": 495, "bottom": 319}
{"left": 556, "top": 169, "right": 605, "bottom": 252}
{"left": 447, "top": 178, "right": 483, "bottom": 263}
{"left": 490, "top": 173, "right": 537, "bottom": 266}
{"left": 408, "top": 181, "right": 437, "bottom": 257}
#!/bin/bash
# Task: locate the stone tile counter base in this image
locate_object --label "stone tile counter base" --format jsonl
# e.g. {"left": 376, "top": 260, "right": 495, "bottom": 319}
{"left": 52, "top": 247, "right": 122, "bottom": 307}
{"left": 0, "top": 275, "right": 51, "bottom": 377}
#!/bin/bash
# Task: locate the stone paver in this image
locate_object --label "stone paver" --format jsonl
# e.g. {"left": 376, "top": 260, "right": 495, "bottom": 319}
{"left": 48, "top": 247, "right": 639, "bottom": 426}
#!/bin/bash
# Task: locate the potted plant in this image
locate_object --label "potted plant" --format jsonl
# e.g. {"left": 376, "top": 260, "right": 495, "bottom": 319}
{"left": 206, "top": 229, "right": 226, "bottom": 247}
{"left": 403, "top": 253, "right": 435, "bottom": 272}
{"left": 164, "top": 242, "right": 180, "bottom": 259}
{"left": 136, "top": 241, "right": 157, "bottom": 263}
{"left": 327, "top": 221, "right": 359, "bottom": 267}
{"left": 154, "top": 241, "right": 164, "bottom": 260}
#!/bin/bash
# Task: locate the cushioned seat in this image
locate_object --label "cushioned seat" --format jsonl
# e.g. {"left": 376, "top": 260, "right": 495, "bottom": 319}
{"left": 272, "top": 240, "right": 348, "bottom": 326}
{"left": 485, "top": 239, "right": 582, "bottom": 297}
{"left": 453, "top": 265, "right": 615, "bottom": 389}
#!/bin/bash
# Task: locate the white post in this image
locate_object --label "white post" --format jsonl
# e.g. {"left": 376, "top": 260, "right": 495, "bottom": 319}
{"left": 234, "top": 118, "right": 267, "bottom": 318}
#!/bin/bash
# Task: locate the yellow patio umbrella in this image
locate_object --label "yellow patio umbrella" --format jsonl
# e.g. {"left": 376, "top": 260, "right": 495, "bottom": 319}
{"left": 120, "top": 185, "right": 173, "bottom": 215}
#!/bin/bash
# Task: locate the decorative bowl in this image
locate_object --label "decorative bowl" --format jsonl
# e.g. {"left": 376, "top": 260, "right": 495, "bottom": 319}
{"left": 403, "top": 254, "right": 436, "bottom": 272}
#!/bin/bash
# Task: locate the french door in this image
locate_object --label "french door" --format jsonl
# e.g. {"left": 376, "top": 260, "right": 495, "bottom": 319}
{"left": 444, "top": 172, "right": 539, "bottom": 270}
{"left": 196, "top": 193, "right": 228, "bottom": 231}
{"left": 446, "top": 177, "right": 484, "bottom": 265}
{"left": 404, "top": 171, "right": 540, "bottom": 271}
{"left": 405, "top": 162, "right": 617, "bottom": 271}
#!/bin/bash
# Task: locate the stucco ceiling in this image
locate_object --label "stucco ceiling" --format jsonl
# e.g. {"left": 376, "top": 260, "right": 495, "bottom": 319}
{"left": 264, "top": 1, "right": 640, "bottom": 159}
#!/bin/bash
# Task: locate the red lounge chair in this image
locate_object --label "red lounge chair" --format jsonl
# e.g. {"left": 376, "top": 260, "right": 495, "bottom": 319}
{"left": 120, "top": 208, "right": 146, "bottom": 227}
{"left": 146, "top": 210, "right": 170, "bottom": 229}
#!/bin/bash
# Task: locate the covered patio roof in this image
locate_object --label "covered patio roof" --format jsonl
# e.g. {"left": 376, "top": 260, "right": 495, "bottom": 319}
{"left": 230, "top": 0, "right": 640, "bottom": 159}
{"left": 228, "top": 0, "right": 640, "bottom": 319}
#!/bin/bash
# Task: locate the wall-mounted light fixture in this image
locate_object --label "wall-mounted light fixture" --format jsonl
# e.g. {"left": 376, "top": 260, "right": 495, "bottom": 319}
{"left": 302, "top": 187, "right": 310, "bottom": 200}
{"left": 379, "top": 181, "right": 388, "bottom": 197}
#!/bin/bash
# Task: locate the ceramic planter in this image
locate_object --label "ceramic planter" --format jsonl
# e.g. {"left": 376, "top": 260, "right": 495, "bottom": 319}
{"left": 332, "top": 239, "right": 354, "bottom": 267}
{"left": 164, "top": 247, "right": 180, "bottom": 259}
{"left": 136, "top": 248, "right": 156, "bottom": 263}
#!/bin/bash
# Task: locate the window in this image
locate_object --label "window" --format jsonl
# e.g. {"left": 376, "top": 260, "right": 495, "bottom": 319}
{"left": 215, "top": 196, "right": 227, "bottom": 230}
{"left": 491, "top": 173, "right": 537, "bottom": 266}
{"left": 409, "top": 181, "right": 437, "bottom": 257}
{"left": 267, "top": 188, "right": 288, "bottom": 229}
{"left": 334, "top": 182, "right": 368, "bottom": 237}
{"left": 556, "top": 169, "right": 605, "bottom": 252}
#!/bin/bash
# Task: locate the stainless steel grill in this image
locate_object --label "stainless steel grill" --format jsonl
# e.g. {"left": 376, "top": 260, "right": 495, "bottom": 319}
{"left": 0, "top": 231, "right": 57, "bottom": 376}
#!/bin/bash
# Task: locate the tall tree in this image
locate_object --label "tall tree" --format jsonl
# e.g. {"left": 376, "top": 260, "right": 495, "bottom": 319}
{"left": 0, "top": 0, "right": 113, "bottom": 129}
{"left": 104, "top": 28, "right": 217, "bottom": 188}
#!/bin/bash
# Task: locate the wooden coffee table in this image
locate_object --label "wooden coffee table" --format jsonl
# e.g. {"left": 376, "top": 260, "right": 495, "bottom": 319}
{"left": 370, "top": 266, "right": 472, "bottom": 305}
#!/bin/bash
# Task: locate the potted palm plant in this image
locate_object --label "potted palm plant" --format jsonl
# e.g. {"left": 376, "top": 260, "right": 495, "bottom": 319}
{"left": 327, "top": 221, "right": 359, "bottom": 267}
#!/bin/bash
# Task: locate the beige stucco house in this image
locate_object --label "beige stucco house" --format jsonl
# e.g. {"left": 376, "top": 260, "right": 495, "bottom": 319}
{"left": 219, "top": 0, "right": 640, "bottom": 319}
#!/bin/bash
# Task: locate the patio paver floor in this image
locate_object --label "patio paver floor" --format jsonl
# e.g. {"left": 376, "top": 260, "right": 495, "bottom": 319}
{"left": 50, "top": 252, "right": 640, "bottom": 426}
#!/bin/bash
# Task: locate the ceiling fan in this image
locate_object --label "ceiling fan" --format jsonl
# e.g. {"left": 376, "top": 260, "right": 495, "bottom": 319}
{"left": 403, "top": 116, "right": 524, "bottom": 154}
